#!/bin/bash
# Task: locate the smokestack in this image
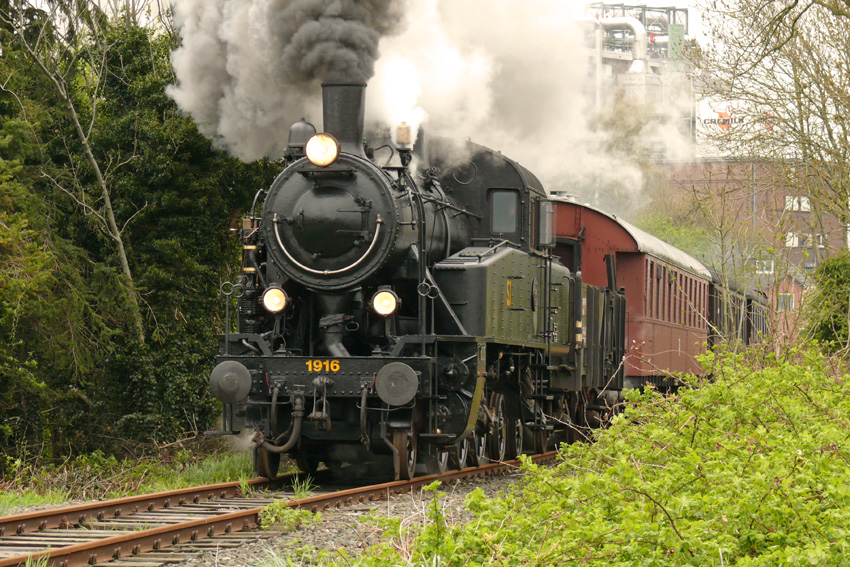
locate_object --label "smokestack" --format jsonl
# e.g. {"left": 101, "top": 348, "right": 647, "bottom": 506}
{"left": 322, "top": 83, "right": 367, "bottom": 157}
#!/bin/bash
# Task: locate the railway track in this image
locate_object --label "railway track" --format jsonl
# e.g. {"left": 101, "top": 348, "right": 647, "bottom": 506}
{"left": 0, "top": 452, "right": 557, "bottom": 567}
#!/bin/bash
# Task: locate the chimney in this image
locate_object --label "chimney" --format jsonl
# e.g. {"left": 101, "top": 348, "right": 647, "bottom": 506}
{"left": 322, "top": 83, "right": 367, "bottom": 158}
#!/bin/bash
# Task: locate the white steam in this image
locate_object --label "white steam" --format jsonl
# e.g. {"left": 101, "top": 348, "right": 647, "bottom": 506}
{"left": 367, "top": 0, "right": 686, "bottom": 214}
{"left": 167, "top": 0, "right": 405, "bottom": 160}
{"left": 168, "top": 0, "right": 694, "bottom": 213}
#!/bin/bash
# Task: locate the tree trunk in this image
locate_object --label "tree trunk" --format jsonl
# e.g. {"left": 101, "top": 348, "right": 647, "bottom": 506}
{"left": 14, "top": 17, "right": 146, "bottom": 344}
{"left": 63, "top": 95, "right": 146, "bottom": 343}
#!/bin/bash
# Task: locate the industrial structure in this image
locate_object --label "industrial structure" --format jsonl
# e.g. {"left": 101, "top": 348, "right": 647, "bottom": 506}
{"left": 581, "top": 3, "right": 848, "bottom": 337}
{"left": 583, "top": 3, "right": 693, "bottom": 155}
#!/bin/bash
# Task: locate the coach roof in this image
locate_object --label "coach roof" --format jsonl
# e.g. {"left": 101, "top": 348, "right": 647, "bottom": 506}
{"left": 551, "top": 197, "right": 711, "bottom": 279}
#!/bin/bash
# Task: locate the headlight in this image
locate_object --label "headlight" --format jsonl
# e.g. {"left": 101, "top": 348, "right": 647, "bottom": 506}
{"left": 305, "top": 133, "right": 340, "bottom": 167}
{"left": 372, "top": 289, "right": 399, "bottom": 316}
{"left": 262, "top": 287, "right": 288, "bottom": 313}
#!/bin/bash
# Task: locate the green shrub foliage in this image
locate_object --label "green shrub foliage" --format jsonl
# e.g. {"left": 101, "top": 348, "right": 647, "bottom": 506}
{"left": 0, "top": 14, "right": 277, "bottom": 470}
{"left": 804, "top": 252, "right": 850, "bottom": 354}
{"left": 352, "top": 348, "right": 850, "bottom": 565}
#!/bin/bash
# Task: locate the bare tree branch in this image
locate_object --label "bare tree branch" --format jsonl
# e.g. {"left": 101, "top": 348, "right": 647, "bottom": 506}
{"left": 120, "top": 202, "right": 148, "bottom": 235}
{"left": 39, "top": 169, "right": 107, "bottom": 226}
{"left": 1, "top": 1, "right": 146, "bottom": 343}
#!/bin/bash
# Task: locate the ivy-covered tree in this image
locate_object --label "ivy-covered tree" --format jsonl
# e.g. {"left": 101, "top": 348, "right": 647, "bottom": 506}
{"left": 1, "top": 7, "right": 277, "bottom": 467}
{"left": 1, "top": 0, "right": 150, "bottom": 343}
{"left": 804, "top": 251, "right": 850, "bottom": 355}
{"left": 88, "top": 22, "right": 277, "bottom": 440}
{"left": 0, "top": 8, "right": 119, "bottom": 467}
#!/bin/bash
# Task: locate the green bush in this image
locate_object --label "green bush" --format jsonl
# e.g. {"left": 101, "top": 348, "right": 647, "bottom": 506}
{"left": 1, "top": 18, "right": 277, "bottom": 466}
{"left": 260, "top": 501, "right": 319, "bottom": 532}
{"left": 804, "top": 252, "right": 850, "bottom": 355}
{"left": 348, "top": 346, "right": 850, "bottom": 566}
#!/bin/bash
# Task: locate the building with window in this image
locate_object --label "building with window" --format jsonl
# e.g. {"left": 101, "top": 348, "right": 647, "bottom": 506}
{"left": 658, "top": 158, "right": 848, "bottom": 273}
{"left": 655, "top": 157, "right": 847, "bottom": 341}
{"left": 583, "top": 3, "right": 849, "bottom": 339}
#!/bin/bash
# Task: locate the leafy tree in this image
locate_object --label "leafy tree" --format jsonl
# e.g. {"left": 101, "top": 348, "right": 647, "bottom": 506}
{"left": 0, "top": 8, "right": 277, "bottom": 465}
{"left": 633, "top": 208, "right": 711, "bottom": 261}
{"left": 0, "top": 11, "right": 118, "bottom": 466}
{"left": 1, "top": 0, "right": 151, "bottom": 343}
{"left": 803, "top": 251, "right": 850, "bottom": 354}
{"left": 696, "top": 1, "right": 850, "bottom": 255}
{"left": 85, "top": 23, "right": 277, "bottom": 439}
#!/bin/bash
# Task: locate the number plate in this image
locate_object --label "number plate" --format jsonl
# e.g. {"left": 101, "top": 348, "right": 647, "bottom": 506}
{"left": 305, "top": 359, "right": 340, "bottom": 373}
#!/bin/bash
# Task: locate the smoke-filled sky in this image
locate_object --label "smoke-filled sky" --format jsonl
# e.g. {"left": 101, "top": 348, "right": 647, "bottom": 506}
{"left": 167, "top": 0, "right": 407, "bottom": 160}
{"left": 168, "top": 0, "right": 696, "bottom": 212}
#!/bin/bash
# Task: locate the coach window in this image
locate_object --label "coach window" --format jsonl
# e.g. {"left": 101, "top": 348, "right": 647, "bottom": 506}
{"left": 679, "top": 274, "right": 684, "bottom": 324}
{"left": 666, "top": 268, "right": 671, "bottom": 322}
{"left": 669, "top": 269, "right": 674, "bottom": 322}
{"left": 654, "top": 263, "right": 660, "bottom": 319}
{"left": 690, "top": 279, "right": 695, "bottom": 327}
{"left": 490, "top": 190, "right": 519, "bottom": 234}
{"left": 649, "top": 262, "right": 655, "bottom": 319}
{"left": 688, "top": 277, "right": 693, "bottom": 326}
{"left": 669, "top": 271, "right": 674, "bottom": 323}
{"left": 691, "top": 279, "right": 702, "bottom": 327}
{"left": 696, "top": 284, "right": 701, "bottom": 329}
{"left": 688, "top": 278, "right": 693, "bottom": 327}
{"left": 675, "top": 272, "right": 680, "bottom": 324}
{"left": 697, "top": 282, "right": 702, "bottom": 328}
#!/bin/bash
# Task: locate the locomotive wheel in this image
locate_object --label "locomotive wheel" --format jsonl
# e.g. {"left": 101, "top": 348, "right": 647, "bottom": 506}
{"left": 532, "top": 428, "right": 549, "bottom": 454}
{"left": 254, "top": 446, "right": 281, "bottom": 479}
{"left": 295, "top": 453, "right": 320, "bottom": 475}
{"left": 504, "top": 418, "right": 523, "bottom": 460}
{"left": 466, "top": 431, "right": 488, "bottom": 466}
{"left": 488, "top": 393, "right": 507, "bottom": 462}
{"left": 423, "top": 445, "right": 451, "bottom": 475}
{"left": 392, "top": 428, "right": 417, "bottom": 481}
{"left": 448, "top": 439, "right": 468, "bottom": 470}
{"left": 569, "top": 394, "right": 589, "bottom": 443}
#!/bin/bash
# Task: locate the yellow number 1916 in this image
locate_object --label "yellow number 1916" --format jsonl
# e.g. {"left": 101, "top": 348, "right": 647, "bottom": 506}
{"left": 305, "top": 360, "right": 340, "bottom": 372}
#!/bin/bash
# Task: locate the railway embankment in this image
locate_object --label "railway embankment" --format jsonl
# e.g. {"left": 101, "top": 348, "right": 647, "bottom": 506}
{"left": 289, "top": 346, "right": 850, "bottom": 566}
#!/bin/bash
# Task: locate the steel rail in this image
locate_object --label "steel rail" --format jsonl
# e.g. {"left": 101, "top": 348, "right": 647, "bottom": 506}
{"left": 0, "top": 452, "right": 557, "bottom": 567}
{"left": 0, "top": 475, "right": 287, "bottom": 537}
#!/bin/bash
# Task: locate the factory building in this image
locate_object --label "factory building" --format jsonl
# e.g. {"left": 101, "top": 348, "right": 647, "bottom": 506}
{"left": 583, "top": 3, "right": 848, "bottom": 335}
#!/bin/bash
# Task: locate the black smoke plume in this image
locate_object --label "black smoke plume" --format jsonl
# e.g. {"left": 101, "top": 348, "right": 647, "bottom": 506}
{"left": 167, "top": 0, "right": 406, "bottom": 161}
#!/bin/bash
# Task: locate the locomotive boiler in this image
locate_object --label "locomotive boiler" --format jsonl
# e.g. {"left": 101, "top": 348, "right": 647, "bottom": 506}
{"left": 208, "top": 83, "right": 626, "bottom": 480}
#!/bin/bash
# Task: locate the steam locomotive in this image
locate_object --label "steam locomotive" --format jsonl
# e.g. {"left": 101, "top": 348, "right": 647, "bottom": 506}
{"left": 207, "top": 83, "right": 627, "bottom": 479}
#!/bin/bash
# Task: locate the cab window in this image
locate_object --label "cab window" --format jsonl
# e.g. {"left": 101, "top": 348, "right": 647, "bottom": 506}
{"left": 491, "top": 190, "right": 519, "bottom": 234}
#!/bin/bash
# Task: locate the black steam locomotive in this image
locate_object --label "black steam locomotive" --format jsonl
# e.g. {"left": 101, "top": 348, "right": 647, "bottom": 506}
{"left": 209, "top": 83, "right": 626, "bottom": 480}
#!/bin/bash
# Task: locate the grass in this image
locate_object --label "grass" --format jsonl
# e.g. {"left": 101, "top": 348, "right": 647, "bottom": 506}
{"left": 260, "top": 545, "right": 319, "bottom": 566}
{"left": 24, "top": 555, "right": 51, "bottom": 567}
{"left": 290, "top": 475, "right": 316, "bottom": 499}
{"left": 0, "top": 489, "right": 71, "bottom": 517}
{"left": 139, "top": 452, "right": 255, "bottom": 493}
{"left": 0, "top": 439, "right": 298, "bottom": 516}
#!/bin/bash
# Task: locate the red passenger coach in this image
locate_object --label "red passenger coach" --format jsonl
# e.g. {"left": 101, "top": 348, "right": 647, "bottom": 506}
{"left": 552, "top": 198, "right": 711, "bottom": 388}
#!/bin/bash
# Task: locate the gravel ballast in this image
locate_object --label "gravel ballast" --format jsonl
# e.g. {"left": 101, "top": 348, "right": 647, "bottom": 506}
{"left": 175, "top": 471, "right": 523, "bottom": 567}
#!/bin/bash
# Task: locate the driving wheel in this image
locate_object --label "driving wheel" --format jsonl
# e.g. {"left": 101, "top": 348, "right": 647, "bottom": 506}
{"left": 488, "top": 393, "right": 507, "bottom": 462}
{"left": 254, "top": 446, "right": 280, "bottom": 479}
{"left": 505, "top": 418, "right": 523, "bottom": 459}
{"left": 392, "top": 428, "right": 417, "bottom": 480}
{"left": 449, "top": 438, "right": 468, "bottom": 470}
{"left": 466, "top": 430, "right": 488, "bottom": 466}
